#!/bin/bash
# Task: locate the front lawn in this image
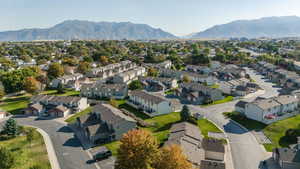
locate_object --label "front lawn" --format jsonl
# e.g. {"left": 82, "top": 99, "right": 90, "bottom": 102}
{"left": 263, "top": 114, "right": 300, "bottom": 152}
{"left": 119, "top": 103, "right": 150, "bottom": 120}
{"left": 197, "top": 118, "right": 222, "bottom": 137}
{"left": 65, "top": 107, "right": 92, "bottom": 123}
{"left": 0, "top": 94, "right": 30, "bottom": 114}
{"left": 223, "top": 111, "right": 266, "bottom": 131}
{"left": 41, "top": 89, "right": 80, "bottom": 96}
{"left": 0, "top": 127, "right": 51, "bottom": 169}
{"left": 203, "top": 96, "right": 234, "bottom": 106}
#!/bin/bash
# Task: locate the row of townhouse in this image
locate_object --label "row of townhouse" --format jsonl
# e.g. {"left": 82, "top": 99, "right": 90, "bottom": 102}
{"left": 113, "top": 67, "right": 146, "bottom": 84}
{"left": 143, "top": 60, "right": 172, "bottom": 69}
{"left": 75, "top": 104, "right": 137, "bottom": 145}
{"left": 25, "top": 95, "right": 88, "bottom": 118}
{"left": 218, "top": 78, "right": 260, "bottom": 96}
{"left": 254, "top": 61, "right": 300, "bottom": 91}
{"left": 235, "top": 95, "right": 299, "bottom": 124}
{"left": 50, "top": 73, "right": 84, "bottom": 88}
{"left": 185, "top": 61, "right": 221, "bottom": 74}
{"left": 175, "top": 83, "right": 224, "bottom": 105}
{"left": 80, "top": 83, "right": 128, "bottom": 100}
{"left": 87, "top": 60, "right": 136, "bottom": 78}
{"left": 159, "top": 69, "right": 217, "bottom": 85}
{"left": 165, "top": 122, "right": 226, "bottom": 169}
{"left": 138, "top": 76, "right": 178, "bottom": 92}
{"left": 127, "top": 90, "right": 172, "bottom": 117}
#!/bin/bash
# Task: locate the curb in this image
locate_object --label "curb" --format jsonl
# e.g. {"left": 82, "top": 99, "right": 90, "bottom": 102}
{"left": 204, "top": 117, "right": 235, "bottom": 169}
{"left": 26, "top": 125, "right": 61, "bottom": 169}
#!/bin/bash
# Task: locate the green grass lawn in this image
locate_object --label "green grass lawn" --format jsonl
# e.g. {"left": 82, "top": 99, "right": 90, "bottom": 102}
{"left": 119, "top": 103, "right": 150, "bottom": 120}
{"left": 223, "top": 111, "right": 267, "bottom": 131}
{"left": 41, "top": 89, "right": 80, "bottom": 96}
{"left": 65, "top": 107, "right": 93, "bottom": 123}
{"left": 197, "top": 118, "right": 222, "bottom": 137}
{"left": 202, "top": 96, "right": 234, "bottom": 106}
{"left": 208, "top": 84, "right": 220, "bottom": 89}
{"left": 263, "top": 114, "right": 300, "bottom": 152}
{"left": 102, "top": 112, "right": 224, "bottom": 155}
{"left": 0, "top": 127, "right": 51, "bottom": 169}
{"left": 0, "top": 94, "right": 30, "bottom": 114}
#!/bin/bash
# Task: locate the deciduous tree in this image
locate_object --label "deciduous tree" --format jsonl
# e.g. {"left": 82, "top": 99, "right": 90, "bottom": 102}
{"left": 128, "top": 80, "right": 143, "bottom": 90}
{"left": 115, "top": 129, "right": 159, "bottom": 169}
{"left": 24, "top": 76, "right": 40, "bottom": 94}
{"left": 155, "top": 144, "right": 192, "bottom": 169}
{"left": 47, "top": 63, "right": 64, "bottom": 79}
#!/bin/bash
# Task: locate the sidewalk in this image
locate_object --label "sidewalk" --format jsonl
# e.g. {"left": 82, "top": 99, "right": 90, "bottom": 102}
{"left": 29, "top": 125, "right": 62, "bottom": 169}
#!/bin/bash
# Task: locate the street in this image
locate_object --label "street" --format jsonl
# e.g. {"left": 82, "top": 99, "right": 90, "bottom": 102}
{"left": 188, "top": 68, "right": 281, "bottom": 169}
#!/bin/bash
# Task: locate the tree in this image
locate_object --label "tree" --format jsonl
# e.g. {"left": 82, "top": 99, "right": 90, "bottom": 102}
{"left": 24, "top": 76, "right": 40, "bottom": 94}
{"left": 0, "top": 82, "right": 5, "bottom": 99}
{"left": 99, "top": 55, "right": 109, "bottom": 65}
{"left": 77, "top": 62, "right": 91, "bottom": 74}
{"left": 2, "top": 118, "right": 19, "bottom": 137}
{"left": 155, "top": 144, "right": 192, "bottom": 169}
{"left": 129, "top": 80, "right": 143, "bottom": 90}
{"left": 115, "top": 129, "right": 159, "bottom": 169}
{"left": 57, "top": 83, "right": 65, "bottom": 94}
{"left": 29, "top": 165, "right": 42, "bottom": 169}
{"left": 180, "top": 105, "right": 191, "bottom": 122}
{"left": 47, "top": 63, "right": 64, "bottom": 79}
{"left": 182, "top": 75, "right": 191, "bottom": 83}
{"left": 26, "top": 128, "right": 35, "bottom": 147}
{"left": 148, "top": 68, "right": 158, "bottom": 77}
{"left": 0, "top": 147, "right": 15, "bottom": 169}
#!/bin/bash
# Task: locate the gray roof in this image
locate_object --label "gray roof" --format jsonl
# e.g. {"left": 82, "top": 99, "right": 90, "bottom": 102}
{"left": 200, "top": 160, "right": 226, "bottom": 169}
{"left": 274, "top": 95, "right": 298, "bottom": 105}
{"left": 93, "top": 104, "right": 136, "bottom": 123}
{"left": 165, "top": 122, "right": 204, "bottom": 166}
{"left": 130, "top": 90, "right": 168, "bottom": 104}
{"left": 251, "top": 98, "right": 281, "bottom": 110}
{"left": 29, "top": 103, "right": 43, "bottom": 111}
{"left": 202, "top": 138, "right": 225, "bottom": 153}
{"left": 181, "top": 83, "right": 215, "bottom": 93}
{"left": 235, "top": 101, "right": 248, "bottom": 109}
{"left": 31, "top": 95, "right": 83, "bottom": 105}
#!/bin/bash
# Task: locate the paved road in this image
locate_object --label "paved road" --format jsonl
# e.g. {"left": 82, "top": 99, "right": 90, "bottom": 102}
{"left": 9, "top": 116, "right": 98, "bottom": 169}
{"left": 188, "top": 68, "right": 281, "bottom": 169}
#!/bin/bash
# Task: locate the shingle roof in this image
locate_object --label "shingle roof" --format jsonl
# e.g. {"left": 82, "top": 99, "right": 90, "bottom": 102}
{"left": 276, "top": 148, "right": 300, "bottom": 163}
{"left": 202, "top": 138, "right": 225, "bottom": 153}
{"left": 130, "top": 90, "right": 167, "bottom": 104}
{"left": 93, "top": 104, "right": 136, "bottom": 123}
{"left": 274, "top": 95, "right": 298, "bottom": 105}
{"left": 235, "top": 101, "right": 248, "bottom": 109}
{"left": 200, "top": 160, "right": 226, "bottom": 169}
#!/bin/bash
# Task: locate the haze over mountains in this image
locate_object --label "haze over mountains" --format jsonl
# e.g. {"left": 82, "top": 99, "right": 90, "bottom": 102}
{"left": 191, "top": 16, "right": 300, "bottom": 39}
{"left": 2, "top": 16, "right": 300, "bottom": 41}
{"left": 0, "top": 20, "right": 176, "bottom": 41}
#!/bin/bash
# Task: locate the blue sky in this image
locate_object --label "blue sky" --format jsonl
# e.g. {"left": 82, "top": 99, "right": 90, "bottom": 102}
{"left": 1, "top": 0, "right": 300, "bottom": 36}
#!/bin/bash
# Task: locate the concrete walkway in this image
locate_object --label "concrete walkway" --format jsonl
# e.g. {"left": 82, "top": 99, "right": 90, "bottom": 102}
{"left": 29, "top": 126, "right": 62, "bottom": 169}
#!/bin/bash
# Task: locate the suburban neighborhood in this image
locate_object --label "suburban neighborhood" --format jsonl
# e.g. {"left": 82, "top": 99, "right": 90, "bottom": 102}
{"left": 2, "top": 2, "right": 300, "bottom": 168}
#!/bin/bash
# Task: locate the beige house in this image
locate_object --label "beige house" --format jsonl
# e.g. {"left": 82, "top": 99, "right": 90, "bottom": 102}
{"left": 244, "top": 95, "right": 299, "bottom": 124}
{"left": 128, "top": 90, "right": 172, "bottom": 116}
{"left": 113, "top": 67, "right": 146, "bottom": 84}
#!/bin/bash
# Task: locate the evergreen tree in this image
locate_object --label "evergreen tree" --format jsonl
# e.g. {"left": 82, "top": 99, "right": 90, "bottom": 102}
{"left": 2, "top": 118, "right": 19, "bottom": 137}
{"left": 180, "top": 105, "right": 191, "bottom": 122}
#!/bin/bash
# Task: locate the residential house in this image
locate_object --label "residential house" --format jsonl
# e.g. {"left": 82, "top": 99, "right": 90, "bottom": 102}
{"left": 202, "top": 138, "right": 225, "bottom": 161}
{"left": 175, "top": 83, "right": 224, "bottom": 105}
{"left": 235, "top": 101, "right": 248, "bottom": 114}
{"left": 139, "top": 76, "right": 178, "bottom": 92}
{"left": 272, "top": 137, "right": 300, "bottom": 169}
{"left": 87, "top": 60, "right": 136, "bottom": 78}
{"left": 0, "top": 109, "right": 7, "bottom": 119}
{"left": 26, "top": 95, "right": 88, "bottom": 117}
{"left": 144, "top": 60, "right": 172, "bottom": 69}
{"left": 127, "top": 90, "right": 172, "bottom": 116}
{"left": 186, "top": 65, "right": 211, "bottom": 74}
{"left": 50, "top": 73, "right": 83, "bottom": 88}
{"left": 200, "top": 160, "right": 226, "bottom": 169}
{"left": 76, "top": 104, "right": 137, "bottom": 144}
{"left": 80, "top": 83, "right": 128, "bottom": 99}
{"left": 165, "top": 122, "right": 204, "bottom": 168}
{"left": 113, "top": 67, "right": 146, "bottom": 84}
{"left": 244, "top": 95, "right": 299, "bottom": 124}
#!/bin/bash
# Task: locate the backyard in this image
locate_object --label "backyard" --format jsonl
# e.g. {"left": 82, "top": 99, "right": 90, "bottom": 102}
{"left": 223, "top": 111, "right": 300, "bottom": 152}
{"left": 0, "top": 127, "right": 51, "bottom": 169}
{"left": 0, "top": 94, "right": 30, "bottom": 115}
{"left": 202, "top": 96, "right": 234, "bottom": 107}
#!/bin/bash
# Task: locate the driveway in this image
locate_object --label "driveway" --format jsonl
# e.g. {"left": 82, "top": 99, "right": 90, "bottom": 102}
{"left": 2, "top": 116, "right": 99, "bottom": 169}
{"left": 188, "top": 67, "right": 282, "bottom": 169}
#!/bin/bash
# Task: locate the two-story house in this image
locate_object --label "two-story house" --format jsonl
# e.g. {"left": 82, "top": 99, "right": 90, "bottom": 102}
{"left": 80, "top": 83, "right": 128, "bottom": 99}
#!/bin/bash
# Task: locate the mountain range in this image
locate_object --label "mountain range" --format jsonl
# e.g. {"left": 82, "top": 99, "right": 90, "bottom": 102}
{"left": 0, "top": 20, "right": 176, "bottom": 41}
{"left": 2, "top": 16, "right": 300, "bottom": 41}
{"left": 191, "top": 16, "right": 300, "bottom": 39}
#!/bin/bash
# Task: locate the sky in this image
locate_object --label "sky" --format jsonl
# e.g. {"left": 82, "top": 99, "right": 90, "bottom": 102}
{"left": 1, "top": 0, "right": 300, "bottom": 36}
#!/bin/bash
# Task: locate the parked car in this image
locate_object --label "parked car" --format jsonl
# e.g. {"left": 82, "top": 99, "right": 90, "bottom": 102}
{"left": 92, "top": 146, "right": 112, "bottom": 161}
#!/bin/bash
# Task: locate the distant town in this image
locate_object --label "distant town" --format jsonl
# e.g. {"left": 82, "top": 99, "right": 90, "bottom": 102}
{"left": 0, "top": 38, "right": 300, "bottom": 169}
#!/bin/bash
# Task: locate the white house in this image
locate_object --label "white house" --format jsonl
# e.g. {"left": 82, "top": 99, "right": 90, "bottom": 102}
{"left": 244, "top": 95, "right": 299, "bottom": 124}
{"left": 113, "top": 67, "right": 146, "bottom": 84}
{"left": 127, "top": 90, "right": 172, "bottom": 116}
